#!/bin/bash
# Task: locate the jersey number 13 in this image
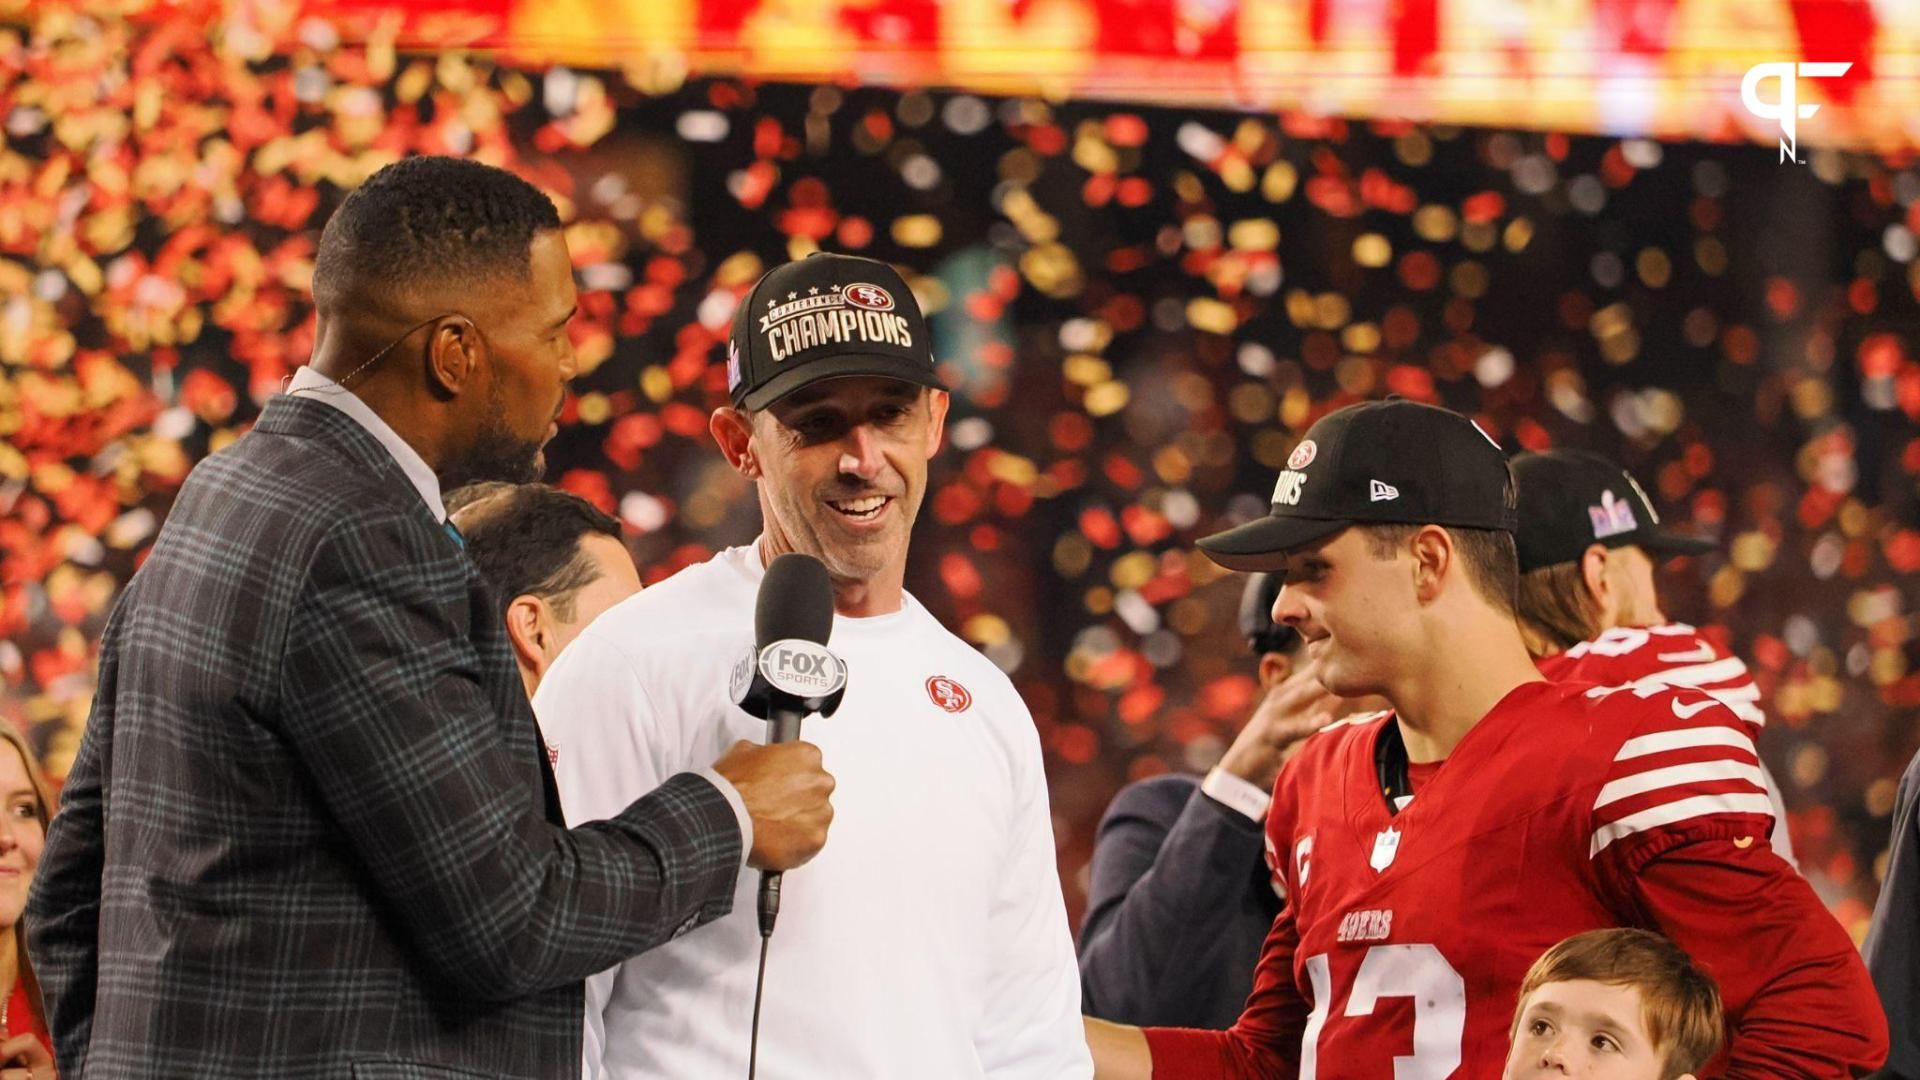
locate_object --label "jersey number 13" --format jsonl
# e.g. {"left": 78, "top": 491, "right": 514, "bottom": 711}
{"left": 1300, "top": 944, "right": 1466, "bottom": 1079}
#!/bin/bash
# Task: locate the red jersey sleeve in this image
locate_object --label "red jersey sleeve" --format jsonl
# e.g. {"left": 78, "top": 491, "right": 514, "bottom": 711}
{"left": 1142, "top": 750, "right": 1313, "bottom": 1077}
{"left": 1588, "top": 684, "right": 1887, "bottom": 1075}
{"left": 1142, "top": 899, "right": 1306, "bottom": 1077}
{"left": 1585, "top": 684, "right": 1774, "bottom": 874}
{"left": 1630, "top": 840, "right": 1888, "bottom": 1077}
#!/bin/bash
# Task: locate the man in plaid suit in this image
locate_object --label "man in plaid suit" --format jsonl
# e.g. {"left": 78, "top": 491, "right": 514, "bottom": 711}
{"left": 25, "top": 156, "right": 836, "bottom": 1079}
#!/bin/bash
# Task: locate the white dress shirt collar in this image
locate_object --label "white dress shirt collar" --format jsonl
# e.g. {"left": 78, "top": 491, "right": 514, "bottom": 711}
{"left": 285, "top": 365, "right": 447, "bottom": 523}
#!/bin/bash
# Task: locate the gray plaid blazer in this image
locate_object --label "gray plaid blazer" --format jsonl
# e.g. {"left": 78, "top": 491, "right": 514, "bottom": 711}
{"left": 27, "top": 395, "right": 743, "bottom": 1079}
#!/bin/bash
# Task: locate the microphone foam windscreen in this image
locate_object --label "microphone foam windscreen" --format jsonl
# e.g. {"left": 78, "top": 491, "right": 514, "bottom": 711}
{"left": 756, "top": 552, "right": 835, "bottom": 648}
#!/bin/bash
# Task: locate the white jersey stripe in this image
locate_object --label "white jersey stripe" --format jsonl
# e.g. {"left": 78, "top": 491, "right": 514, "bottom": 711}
{"left": 1593, "top": 760, "right": 1768, "bottom": 810}
{"left": 1614, "top": 727, "right": 1757, "bottom": 761}
{"left": 1623, "top": 656, "right": 1748, "bottom": 688}
{"left": 1590, "top": 792, "right": 1776, "bottom": 857}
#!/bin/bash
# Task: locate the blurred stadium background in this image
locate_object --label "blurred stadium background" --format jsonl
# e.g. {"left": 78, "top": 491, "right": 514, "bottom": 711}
{"left": 2, "top": 0, "right": 1918, "bottom": 942}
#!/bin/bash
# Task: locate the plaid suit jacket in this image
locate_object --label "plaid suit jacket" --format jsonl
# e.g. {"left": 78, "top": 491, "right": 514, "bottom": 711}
{"left": 27, "top": 395, "right": 744, "bottom": 1079}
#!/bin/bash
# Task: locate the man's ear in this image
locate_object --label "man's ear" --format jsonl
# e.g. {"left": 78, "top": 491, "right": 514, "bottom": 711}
{"left": 1257, "top": 651, "right": 1293, "bottom": 690}
{"left": 504, "top": 594, "right": 553, "bottom": 678}
{"left": 924, "top": 389, "right": 950, "bottom": 457}
{"left": 710, "top": 407, "right": 759, "bottom": 479}
{"left": 426, "top": 316, "right": 481, "bottom": 397}
{"left": 1579, "top": 543, "right": 1614, "bottom": 616}
{"left": 1409, "top": 525, "right": 1454, "bottom": 604}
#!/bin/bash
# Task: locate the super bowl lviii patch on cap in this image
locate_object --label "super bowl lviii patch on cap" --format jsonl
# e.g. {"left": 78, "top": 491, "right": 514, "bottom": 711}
{"left": 1511, "top": 449, "right": 1716, "bottom": 572}
{"left": 726, "top": 252, "right": 944, "bottom": 411}
{"left": 1197, "top": 398, "right": 1518, "bottom": 572}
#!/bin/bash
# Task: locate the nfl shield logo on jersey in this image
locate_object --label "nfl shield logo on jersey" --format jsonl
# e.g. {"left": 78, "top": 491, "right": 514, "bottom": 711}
{"left": 1369, "top": 827, "right": 1402, "bottom": 872}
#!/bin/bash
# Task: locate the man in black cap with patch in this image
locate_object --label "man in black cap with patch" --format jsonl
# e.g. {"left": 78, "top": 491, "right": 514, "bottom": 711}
{"left": 1079, "top": 573, "right": 1345, "bottom": 1029}
{"left": 1511, "top": 448, "right": 1794, "bottom": 865}
{"left": 1083, "top": 398, "right": 1884, "bottom": 1078}
{"left": 537, "top": 252, "right": 1091, "bottom": 1078}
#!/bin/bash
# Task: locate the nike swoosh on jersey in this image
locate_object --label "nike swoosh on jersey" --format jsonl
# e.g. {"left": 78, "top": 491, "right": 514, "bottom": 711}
{"left": 1670, "top": 697, "right": 1720, "bottom": 719}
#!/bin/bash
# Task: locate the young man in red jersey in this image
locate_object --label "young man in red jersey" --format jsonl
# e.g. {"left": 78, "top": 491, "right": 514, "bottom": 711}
{"left": 1084, "top": 398, "right": 1885, "bottom": 1078}
{"left": 1509, "top": 448, "right": 1793, "bottom": 864}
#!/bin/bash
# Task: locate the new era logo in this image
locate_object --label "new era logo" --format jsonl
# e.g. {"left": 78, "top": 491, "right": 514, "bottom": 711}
{"left": 1369, "top": 480, "right": 1399, "bottom": 502}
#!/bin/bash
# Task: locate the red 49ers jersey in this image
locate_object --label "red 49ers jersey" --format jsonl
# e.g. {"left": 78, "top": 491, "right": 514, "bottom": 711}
{"left": 1142, "top": 676, "right": 1888, "bottom": 1078}
{"left": 1538, "top": 623, "right": 1766, "bottom": 733}
{"left": 1537, "top": 623, "right": 1798, "bottom": 865}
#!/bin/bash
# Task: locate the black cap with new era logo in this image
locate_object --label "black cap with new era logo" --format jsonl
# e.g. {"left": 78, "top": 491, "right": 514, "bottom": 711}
{"left": 727, "top": 252, "right": 943, "bottom": 410}
{"left": 1198, "top": 398, "right": 1518, "bottom": 572}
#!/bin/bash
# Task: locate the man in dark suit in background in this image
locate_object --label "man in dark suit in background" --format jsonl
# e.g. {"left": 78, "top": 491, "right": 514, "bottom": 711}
{"left": 1078, "top": 573, "right": 1363, "bottom": 1028}
{"left": 446, "top": 481, "right": 641, "bottom": 697}
{"left": 26, "top": 156, "right": 835, "bottom": 1080}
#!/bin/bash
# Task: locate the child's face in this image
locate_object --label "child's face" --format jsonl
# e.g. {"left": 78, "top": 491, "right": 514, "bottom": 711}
{"left": 1502, "top": 980, "right": 1694, "bottom": 1080}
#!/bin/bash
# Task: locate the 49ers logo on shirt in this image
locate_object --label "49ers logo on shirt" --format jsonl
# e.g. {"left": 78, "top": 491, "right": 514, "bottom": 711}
{"left": 925, "top": 675, "right": 972, "bottom": 713}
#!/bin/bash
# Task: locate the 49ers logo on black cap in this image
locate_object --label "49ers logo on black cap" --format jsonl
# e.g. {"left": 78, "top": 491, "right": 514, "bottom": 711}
{"left": 759, "top": 283, "right": 916, "bottom": 363}
{"left": 844, "top": 283, "right": 895, "bottom": 311}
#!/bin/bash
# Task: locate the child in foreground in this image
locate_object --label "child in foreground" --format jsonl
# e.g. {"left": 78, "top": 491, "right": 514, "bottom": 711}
{"left": 1504, "top": 928, "right": 1724, "bottom": 1080}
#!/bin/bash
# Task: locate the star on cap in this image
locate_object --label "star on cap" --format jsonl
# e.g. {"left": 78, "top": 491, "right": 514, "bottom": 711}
{"left": 787, "top": 291, "right": 797, "bottom": 300}
{"left": 766, "top": 299, "right": 775, "bottom": 308}
{"left": 808, "top": 286, "right": 820, "bottom": 295}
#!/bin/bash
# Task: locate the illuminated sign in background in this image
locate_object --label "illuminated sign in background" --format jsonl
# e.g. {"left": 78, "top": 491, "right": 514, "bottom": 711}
{"left": 280, "top": 0, "right": 1920, "bottom": 150}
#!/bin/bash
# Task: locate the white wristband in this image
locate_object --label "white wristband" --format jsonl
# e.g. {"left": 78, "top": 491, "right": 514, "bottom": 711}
{"left": 1202, "top": 767, "right": 1271, "bottom": 823}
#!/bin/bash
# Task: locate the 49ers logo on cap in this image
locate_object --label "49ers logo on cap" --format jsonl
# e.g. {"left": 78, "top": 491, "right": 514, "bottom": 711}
{"left": 1288, "top": 440, "right": 1318, "bottom": 470}
{"left": 844, "top": 283, "right": 896, "bottom": 311}
{"left": 925, "top": 675, "right": 972, "bottom": 713}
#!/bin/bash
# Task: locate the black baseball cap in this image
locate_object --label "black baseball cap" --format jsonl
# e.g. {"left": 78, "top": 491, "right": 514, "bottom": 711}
{"left": 1511, "top": 449, "right": 1715, "bottom": 572}
{"left": 1198, "top": 399, "right": 1518, "bottom": 572}
{"left": 726, "top": 252, "right": 943, "bottom": 410}
{"left": 1236, "top": 572, "right": 1301, "bottom": 655}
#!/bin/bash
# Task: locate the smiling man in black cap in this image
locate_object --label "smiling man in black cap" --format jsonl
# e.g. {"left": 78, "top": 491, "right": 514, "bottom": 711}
{"left": 536, "top": 253, "right": 1091, "bottom": 1078}
{"left": 1511, "top": 449, "right": 1794, "bottom": 865}
{"left": 1083, "top": 398, "right": 1884, "bottom": 1079}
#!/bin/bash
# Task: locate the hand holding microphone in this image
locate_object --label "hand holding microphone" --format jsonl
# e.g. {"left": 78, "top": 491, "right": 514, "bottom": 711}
{"left": 726, "top": 552, "right": 848, "bottom": 935}
{"left": 725, "top": 554, "right": 849, "bottom": 1079}
{"left": 712, "top": 739, "right": 834, "bottom": 872}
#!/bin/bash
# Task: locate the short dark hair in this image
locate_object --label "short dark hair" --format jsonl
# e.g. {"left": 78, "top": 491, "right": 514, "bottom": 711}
{"left": 448, "top": 482, "right": 624, "bottom": 621}
{"left": 313, "top": 155, "right": 562, "bottom": 309}
{"left": 1358, "top": 523, "right": 1518, "bottom": 617}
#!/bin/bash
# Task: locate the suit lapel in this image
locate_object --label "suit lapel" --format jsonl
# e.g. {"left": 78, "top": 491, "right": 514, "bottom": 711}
{"left": 268, "top": 393, "right": 568, "bottom": 825}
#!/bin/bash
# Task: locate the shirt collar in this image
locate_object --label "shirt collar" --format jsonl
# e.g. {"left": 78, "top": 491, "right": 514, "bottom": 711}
{"left": 285, "top": 365, "right": 447, "bottom": 523}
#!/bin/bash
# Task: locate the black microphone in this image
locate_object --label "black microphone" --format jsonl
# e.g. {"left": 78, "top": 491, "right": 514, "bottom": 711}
{"left": 730, "top": 552, "right": 847, "bottom": 938}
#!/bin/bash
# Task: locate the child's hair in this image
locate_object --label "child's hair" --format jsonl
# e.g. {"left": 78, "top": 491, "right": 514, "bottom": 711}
{"left": 1512, "top": 928, "right": 1724, "bottom": 1077}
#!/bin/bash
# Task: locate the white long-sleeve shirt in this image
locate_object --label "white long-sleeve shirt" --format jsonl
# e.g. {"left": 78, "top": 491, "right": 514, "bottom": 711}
{"left": 532, "top": 543, "right": 1092, "bottom": 1080}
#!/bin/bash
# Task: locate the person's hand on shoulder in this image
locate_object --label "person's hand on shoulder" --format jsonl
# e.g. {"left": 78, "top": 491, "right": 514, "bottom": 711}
{"left": 714, "top": 740, "right": 836, "bottom": 871}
